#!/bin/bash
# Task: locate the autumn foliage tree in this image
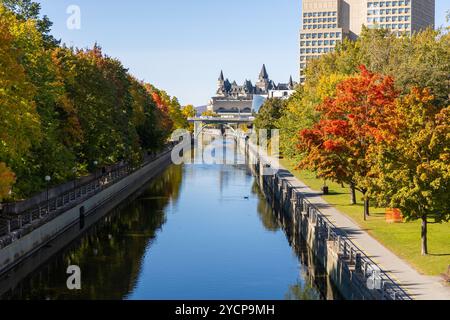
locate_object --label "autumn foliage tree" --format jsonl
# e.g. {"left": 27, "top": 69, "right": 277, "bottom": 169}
{"left": 0, "top": 0, "right": 57, "bottom": 47}
{"left": 0, "top": 163, "right": 16, "bottom": 201}
{"left": 0, "top": 2, "right": 189, "bottom": 199}
{"left": 0, "top": 6, "right": 41, "bottom": 198}
{"left": 182, "top": 105, "right": 196, "bottom": 132}
{"left": 370, "top": 88, "right": 450, "bottom": 255}
{"left": 298, "top": 66, "right": 401, "bottom": 220}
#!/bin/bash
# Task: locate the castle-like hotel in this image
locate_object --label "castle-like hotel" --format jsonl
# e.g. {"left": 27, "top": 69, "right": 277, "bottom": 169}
{"left": 207, "top": 65, "right": 296, "bottom": 116}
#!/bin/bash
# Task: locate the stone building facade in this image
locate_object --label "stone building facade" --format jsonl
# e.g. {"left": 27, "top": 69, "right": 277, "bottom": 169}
{"left": 208, "top": 65, "right": 296, "bottom": 116}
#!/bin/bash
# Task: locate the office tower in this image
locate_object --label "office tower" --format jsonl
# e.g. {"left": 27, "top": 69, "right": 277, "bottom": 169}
{"left": 300, "top": 0, "right": 344, "bottom": 84}
{"left": 366, "top": 0, "right": 435, "bottom": 35}
{"left": 299, "top": 0, "right": 435, "bottom": 83}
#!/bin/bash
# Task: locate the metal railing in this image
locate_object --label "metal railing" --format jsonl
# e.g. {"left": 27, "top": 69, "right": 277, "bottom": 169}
{"left": 261, "top": 172, "right": 412, "bottom": 301}
{"left": 0, "top": 166, "right": 128, "bottom": 239}
{"left": 0, "top": 144, "right": 174, "bottom": 240}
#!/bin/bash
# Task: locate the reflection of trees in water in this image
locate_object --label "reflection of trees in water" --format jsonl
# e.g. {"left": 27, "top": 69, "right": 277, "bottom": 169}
{"left": 252, "top": 180, "right": 342, "bottom": 300}
{"left": 252, "top": 181, "right": 280, "bottom": 232}
{"left": 1, "top": 165, "right": 183, "bottom": 300}
{"left": 285, "top": 280, "right": 322, "bottom": 300}
{"left": 285, "top": 215, "right": 342, "bottom": 300}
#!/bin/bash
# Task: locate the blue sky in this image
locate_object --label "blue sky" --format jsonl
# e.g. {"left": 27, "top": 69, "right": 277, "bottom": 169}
{"left": 38, "top": 0, "right": 449, "bottom": 106}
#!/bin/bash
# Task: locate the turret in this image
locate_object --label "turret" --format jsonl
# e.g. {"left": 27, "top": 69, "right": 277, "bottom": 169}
{"left": 256, "top": 64, "right": 270, "bottom": 93}
{"left": 217, "top": 70, "right": 226, "bottom": 96}
{"left": 288, "top": 76, "right": 294, "bottom": 89}
{"left": 259, "top": 64, "right": 269, "bottom": 80}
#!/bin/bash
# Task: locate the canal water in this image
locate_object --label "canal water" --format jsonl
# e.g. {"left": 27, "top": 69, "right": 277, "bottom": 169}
{"left": 0, "top": 138, "right": 338, "bottom": 300}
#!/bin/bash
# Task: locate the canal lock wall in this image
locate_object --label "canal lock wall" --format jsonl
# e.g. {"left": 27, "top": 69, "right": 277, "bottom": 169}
{"left": 238, "top": 137, "right": 409, "bottom": 300}
{"left": 0, "top": 149, "right": 174, "bottom": 276}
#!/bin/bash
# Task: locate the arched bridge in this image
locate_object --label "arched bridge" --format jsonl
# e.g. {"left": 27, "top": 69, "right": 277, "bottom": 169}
{"left": 188, "top": 116, "right": 255, "bottom": 139}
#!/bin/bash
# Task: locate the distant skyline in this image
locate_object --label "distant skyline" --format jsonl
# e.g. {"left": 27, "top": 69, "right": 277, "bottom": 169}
{"left": 38, "top": 0, "right": 449, "bottom": 106}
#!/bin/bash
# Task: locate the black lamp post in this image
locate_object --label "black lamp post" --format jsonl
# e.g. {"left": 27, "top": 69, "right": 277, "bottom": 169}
{"left": 72, "top": 167, "right": 78, "bottom": 197}
{"left": 92, "top": 161, "right": 99, "bottom": 189}
{"left": 93, "top": 161, "right": 98, "bottom": 179}
{"left": 45, "top": 175, "right": 51, "bottom": 212}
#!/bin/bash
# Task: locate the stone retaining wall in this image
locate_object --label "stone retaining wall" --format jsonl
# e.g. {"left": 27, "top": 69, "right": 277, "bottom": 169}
{"left": 0, "top": 150, "right": 173, "bottom": 275}
{"left": 239, "top": 137, "right": 409, "bottom": 300}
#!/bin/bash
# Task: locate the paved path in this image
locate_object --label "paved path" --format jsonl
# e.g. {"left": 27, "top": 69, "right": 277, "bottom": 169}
{"left": 269, "top": 159, "right": 450, "bottom": 300}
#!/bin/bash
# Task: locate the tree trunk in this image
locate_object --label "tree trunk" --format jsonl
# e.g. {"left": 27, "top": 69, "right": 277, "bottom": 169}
{"left": 421, "top": 216, "right": 428, "bottom": 256}
{"left": 350, "top": 183, "right": 357, "bottom": 205}
{"left": 363, "top": 193, "right": 370, "bottom": 221}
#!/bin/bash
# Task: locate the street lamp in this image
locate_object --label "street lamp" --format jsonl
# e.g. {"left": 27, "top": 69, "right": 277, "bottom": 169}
{"left": 93, "top": 161, "right": 98, "bottom": 178}
{"left": 72, "top": 167, "right": 78, "bottom": 197}
{"left": 45, "top": 175, "right": 51, "bottom": 212}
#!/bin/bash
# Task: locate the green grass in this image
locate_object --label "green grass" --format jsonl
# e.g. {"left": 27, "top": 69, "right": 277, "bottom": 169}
{"left": 280, "top": 158, "right": 450, "bottom": 277}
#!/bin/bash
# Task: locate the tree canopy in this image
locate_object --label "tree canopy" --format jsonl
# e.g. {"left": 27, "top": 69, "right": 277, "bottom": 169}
{"left": 272, "top": 27, "right": 449, "bottom": 255}
{"left": 254, "top": 98, "right": 287, "bottom": 132}
{"left": 0, "top": 3, "right": 190, "bottom": 200}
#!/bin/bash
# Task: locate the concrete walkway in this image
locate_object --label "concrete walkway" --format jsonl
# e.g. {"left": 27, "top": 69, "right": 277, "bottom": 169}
{"left": 272, "top": 162, "right": 450, "bottom": 300}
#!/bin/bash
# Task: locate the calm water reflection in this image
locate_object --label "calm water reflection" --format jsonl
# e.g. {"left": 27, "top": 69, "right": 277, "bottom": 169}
{"left": 0, "top": 139, "right": 337, "bottom": 300}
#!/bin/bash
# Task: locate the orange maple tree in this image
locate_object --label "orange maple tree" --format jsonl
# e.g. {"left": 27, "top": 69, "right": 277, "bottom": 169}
{"left": 145, "top": 85, "right": 173, "bottom": 138}
{"left": 298, "top": 65, "right": 401, "bottom": 219}
{"left": 0, "top": 163, "right": 15, "bottom": 201}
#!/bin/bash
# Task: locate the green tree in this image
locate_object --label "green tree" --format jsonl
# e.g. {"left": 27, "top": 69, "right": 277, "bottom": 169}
{"left": 370, "top": 88, "right": 450, "bottom": 255}
{"left": 307, "top": 27, "right": 450, "bottom": 106}
{"left": 0, "top": 0, "right": 58, "bottom": 47}
{"left": 0, "top": 5, "right": 41, "bottom": 196}
{"left": 129, "top": 77, "right": 163, "bottom": 152}
{"left": 0, "top": 2, "right": 184, "bottom": 199}
{"left": 6, "top": 13, "right": 80, "bottom": 194}
{"left": 182, "top": 105, "right": 196, "bottom": 132}
{"left": 254, "top": 98, "right": 286, "bottom": 131}
{"left": 67, "top": 45, "right": 141, "bottom": 168}
{"left": 168, "top": 97, "right": 189, "bottom": 130}
{"left": 201, "top": 110, "right": 218, "bottom": 117}
{"left": 277, "top": 74, "right": 345, "bottom": 162}
{"left": 182, "top": 104, "right": 196, "bottom": 118}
